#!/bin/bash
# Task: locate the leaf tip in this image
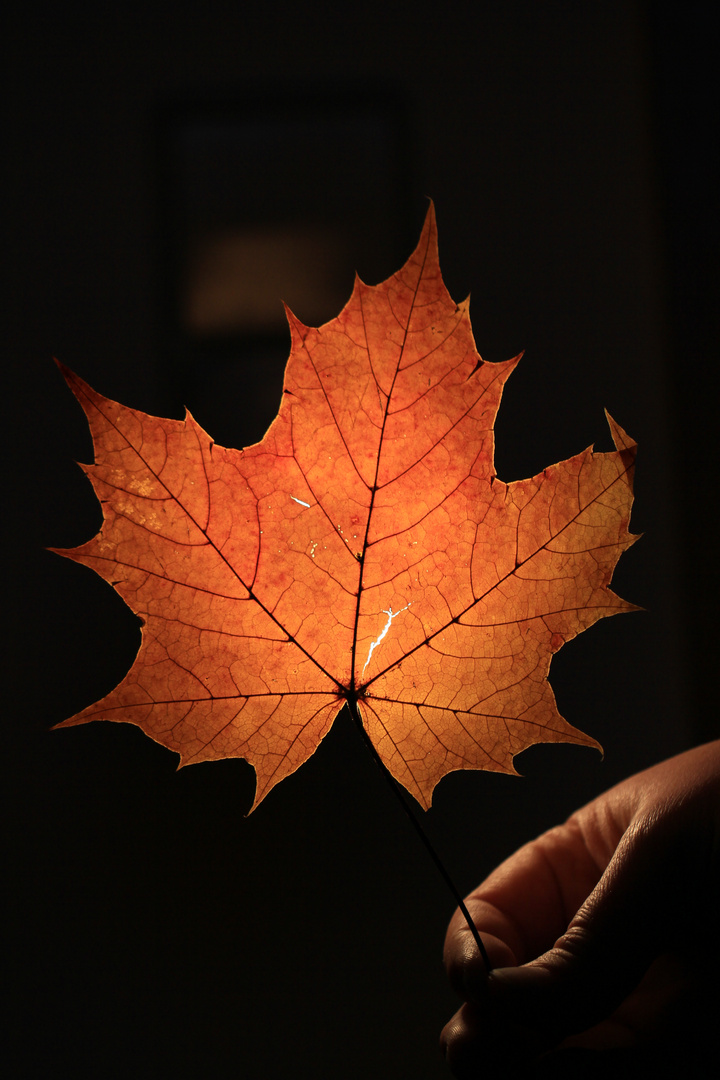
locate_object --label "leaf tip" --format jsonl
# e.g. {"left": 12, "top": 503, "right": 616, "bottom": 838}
{"left": 420, "top": 197, "right": 438, "bottom": 251}
{"left": 604, "top": 411, "right": 637, "bottom": 455}
{"left": 283, "top": 301, "right": 310, "bottom": 335}
{"left": 54, "top": 356, "right": 79, "bottom": 390}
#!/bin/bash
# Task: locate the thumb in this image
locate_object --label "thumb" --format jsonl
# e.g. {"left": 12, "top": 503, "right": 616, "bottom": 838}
{"left": 483, "top": 812, "right": 692, "bottom": 1037}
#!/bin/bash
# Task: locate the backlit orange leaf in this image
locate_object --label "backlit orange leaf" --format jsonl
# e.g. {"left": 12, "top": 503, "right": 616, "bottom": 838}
{"left": 54, "top": 205, "right": 637, "bottom": 811}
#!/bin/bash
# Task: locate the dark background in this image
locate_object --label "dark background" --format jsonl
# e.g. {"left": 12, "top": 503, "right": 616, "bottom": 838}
{"left": 4, "top": 2, "right": 716, "bottom": 1078}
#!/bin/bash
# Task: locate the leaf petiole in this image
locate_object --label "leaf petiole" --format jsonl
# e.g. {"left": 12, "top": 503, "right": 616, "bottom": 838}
{"left": 346, "top": 697, "right": 492, "bottom": 974}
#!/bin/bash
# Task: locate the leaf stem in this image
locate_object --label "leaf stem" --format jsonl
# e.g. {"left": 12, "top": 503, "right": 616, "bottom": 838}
{"left": 347, "top": 698, "right": 491, "bottom": 973}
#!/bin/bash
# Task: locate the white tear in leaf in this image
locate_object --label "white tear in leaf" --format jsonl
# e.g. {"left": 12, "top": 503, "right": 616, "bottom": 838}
{"left": 362, "top": 604, "right": 411, "bottom": 674}
{"left": 291, "top": 496, "right": 311, "bottom": 508}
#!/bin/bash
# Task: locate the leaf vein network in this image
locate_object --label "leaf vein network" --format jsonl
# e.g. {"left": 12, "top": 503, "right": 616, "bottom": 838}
{"left": 300, "top": 343, "right": 371, "bottom": 492}
{"left": 90, "top": 395, "right": 342, "bottom": 687}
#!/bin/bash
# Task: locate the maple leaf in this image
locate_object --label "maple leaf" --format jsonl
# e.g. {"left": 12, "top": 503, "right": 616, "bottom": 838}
{"left": 54, "top": 205, "right": 637, "bottom": 811}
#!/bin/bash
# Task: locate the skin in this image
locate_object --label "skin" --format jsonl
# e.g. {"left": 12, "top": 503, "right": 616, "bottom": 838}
{"left": 441, "top": 740, "right": 720, "bottom": 1076}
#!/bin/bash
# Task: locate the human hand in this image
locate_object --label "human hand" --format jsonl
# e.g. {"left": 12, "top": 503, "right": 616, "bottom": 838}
{"left": 441, "top": 741, "right": 720, "bottom": 1076}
